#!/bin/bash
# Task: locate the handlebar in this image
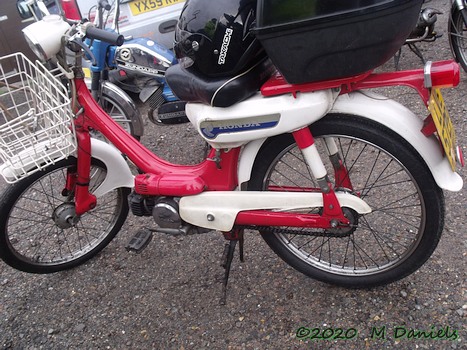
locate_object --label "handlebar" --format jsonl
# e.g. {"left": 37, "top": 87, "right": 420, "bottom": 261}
{"left": 83, "top": 23, "right": 124, "bottom": 46}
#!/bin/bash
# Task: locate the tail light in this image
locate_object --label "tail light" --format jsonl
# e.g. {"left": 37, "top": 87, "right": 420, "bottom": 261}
{"left": 424, "top": 60, "right": 461, "bottom": 88}
{"left": 61, "top": 0, "right": 82, "bottom": 20}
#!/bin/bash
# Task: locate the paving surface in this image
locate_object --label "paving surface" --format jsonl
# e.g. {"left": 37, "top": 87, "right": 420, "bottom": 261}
{"left": 1, "top": 1, "right": 466, "bottom": 349}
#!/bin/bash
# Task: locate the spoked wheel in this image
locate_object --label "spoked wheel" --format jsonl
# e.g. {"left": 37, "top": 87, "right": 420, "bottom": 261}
{"left": 0, "top": 157, "right": 130, "bottom": 273}
{"left": 95, "top": 93, "right": 140, "bottom": 141}
{"left": 449, "top": 7, "right": 467, "bottom": 72}
{"left": 248, "top": 115, "right": 444, "bottom": 288}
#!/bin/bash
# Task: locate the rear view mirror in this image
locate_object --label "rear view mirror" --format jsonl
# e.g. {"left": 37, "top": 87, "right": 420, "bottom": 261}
{"left": 16, "top": 0, "right": 34, "bottom": 19}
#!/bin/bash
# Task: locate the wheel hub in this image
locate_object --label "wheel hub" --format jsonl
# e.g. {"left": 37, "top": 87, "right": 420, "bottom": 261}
{"left": 326, "top": 207, "right": 359, "bottom": 236}
{"left": 52, "top": 203, "right": 80, "bottom": 229}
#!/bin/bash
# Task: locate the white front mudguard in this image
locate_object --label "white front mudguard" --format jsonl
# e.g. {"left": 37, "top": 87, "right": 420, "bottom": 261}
{"left": 238, "top": 91, "right": 463, "bottom": 192}
{"left": 90, "top": 139, "right": 134, "bottom": 197}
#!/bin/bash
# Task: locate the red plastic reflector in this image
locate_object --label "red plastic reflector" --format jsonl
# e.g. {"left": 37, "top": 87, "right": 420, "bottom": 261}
{"left": 61, "top": 0, "right": 82, "bottom": 20}
{"left": 457, "top": 146, "right": 465, "bottom": 168}
{"left": 430, "top": 60, "right": 460, "bottom": 88}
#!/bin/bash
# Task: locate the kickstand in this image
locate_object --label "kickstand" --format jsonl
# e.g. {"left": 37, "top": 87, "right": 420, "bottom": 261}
{"left": 219, "top": 229, "right": 244, "bottom": 305}
{"left": 394, "top": 43, "right": 427, "bottom": 70}
{"left": 407, "top": 43, "right": 426, "bottom": 64}
{"left": 394, "top": 48, "right": 402, "bottom": 70}
{"left": 220, "top": 240, "right": 237, "bottom": 305}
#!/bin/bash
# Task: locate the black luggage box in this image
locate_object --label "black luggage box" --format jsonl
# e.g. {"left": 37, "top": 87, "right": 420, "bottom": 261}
{"left": 254, "top": 0, "right": 423, "bottom": 84}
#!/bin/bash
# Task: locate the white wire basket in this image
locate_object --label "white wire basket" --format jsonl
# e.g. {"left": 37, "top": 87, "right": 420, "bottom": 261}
{"left": 0, "top": 52, "right": 76, "bottom": 183}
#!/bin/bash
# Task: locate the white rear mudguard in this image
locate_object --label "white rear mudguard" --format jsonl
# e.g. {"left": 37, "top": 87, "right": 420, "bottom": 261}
{"left": 239, "top": 91, "right": 463, "bottom": 192}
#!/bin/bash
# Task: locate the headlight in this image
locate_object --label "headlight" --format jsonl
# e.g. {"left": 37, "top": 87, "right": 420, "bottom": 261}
{"left": 22, "top": 15, "right": 70, "bottom": 61}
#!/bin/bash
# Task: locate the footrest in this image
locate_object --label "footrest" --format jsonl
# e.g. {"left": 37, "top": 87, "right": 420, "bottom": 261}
{"left": 125, "top": 229, "right": 153, "bottom": 253}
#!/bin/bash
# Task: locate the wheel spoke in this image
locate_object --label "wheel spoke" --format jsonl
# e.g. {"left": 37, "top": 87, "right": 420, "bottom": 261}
{"left": 450, "top": 11, "right": 467, "bottom": 71}
{"left": 253, "top": 122, "right": 439, "bottom": 286}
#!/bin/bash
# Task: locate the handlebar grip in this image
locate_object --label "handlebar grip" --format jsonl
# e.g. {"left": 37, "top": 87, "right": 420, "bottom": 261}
{"left": 99, "top": 0, "right": 112, "bottom": 11}
{"left": 84, "top": 25, "right": 124, "bottom": 46}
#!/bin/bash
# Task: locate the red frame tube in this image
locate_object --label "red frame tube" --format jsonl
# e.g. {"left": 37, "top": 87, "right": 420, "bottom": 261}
{"left": 235, "top": 210, "right": 346, "bottom": 229}
{"left": 74, "top": 79, "right": 240, "bottom": 192}
{"left": 73, "top": 78, "right": 351, "bottom": 229}
{"left": 333, "top": 159, "right": 353, "bottom": 191}
{"left": 235, "top": 184, "right": 351, "bottom": 229}
{"left": 292, "top": 127, "right": 315, "bottom": 148}
{"left": 74, "top": 126, "right": 97, "bottom": 215}
{"left": 261, "top": 60, "right": 460, "bottom": 106}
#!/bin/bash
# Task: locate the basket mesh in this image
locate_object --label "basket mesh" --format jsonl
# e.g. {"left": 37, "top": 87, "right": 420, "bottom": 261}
{"left": 0, "top": 52, "right": 76, "bottom": 183}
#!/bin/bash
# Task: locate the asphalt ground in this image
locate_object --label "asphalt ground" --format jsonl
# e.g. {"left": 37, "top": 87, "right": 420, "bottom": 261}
{"left": 0, "top": 0, "right": 466, "bottom": 349}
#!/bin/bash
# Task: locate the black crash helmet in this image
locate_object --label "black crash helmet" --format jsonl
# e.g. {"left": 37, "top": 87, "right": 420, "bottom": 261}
{"left": 174, "top": 0, "right": 265, "bottom": 77}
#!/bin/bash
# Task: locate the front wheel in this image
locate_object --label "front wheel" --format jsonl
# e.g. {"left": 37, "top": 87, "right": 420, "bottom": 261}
{"left": 0, "top": 157, "right": 130, "bottom": 273}
{"left": 248, "top": 115, "right": 445, "bottom": 288}
{"left": 449, "top": 7, "right": 467, "bottom": 72}
{"left": 97, "top": 91, "right": 142, "bottom": 141}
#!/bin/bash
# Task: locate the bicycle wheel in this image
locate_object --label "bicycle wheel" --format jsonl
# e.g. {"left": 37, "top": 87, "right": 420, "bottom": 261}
{"left": 96, "top": 92, "right": 141, "bottom": 141}
{"left": 449, "top": 7, "right": 467, "bottom": 72}
{"left": 248, "top": 114, "right": 445, "bottom": 288}
{"left": 0, "top": 157, "right": 130, "bottom": 273}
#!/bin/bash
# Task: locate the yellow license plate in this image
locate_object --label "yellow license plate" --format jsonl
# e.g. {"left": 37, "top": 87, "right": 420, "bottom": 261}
{"left": 428, "top": 88, "right": 457, "bottom": 171}
{"left": 82, "top": 67, "right": 91, "bottom": 78}
{"left": 129, "top": 0, "right": 184, "bottom": 16}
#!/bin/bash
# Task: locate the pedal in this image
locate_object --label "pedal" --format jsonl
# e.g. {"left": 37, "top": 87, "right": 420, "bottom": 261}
{"left": 152, "top": 101, "right": 188, "bottom": 125}
{"left": 125, "top": 229, "right": 153, "bottom": 253}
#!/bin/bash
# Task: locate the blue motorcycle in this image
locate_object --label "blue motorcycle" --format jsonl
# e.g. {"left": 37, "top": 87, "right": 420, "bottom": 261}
{"left": 86, "top": 0, "right": 188, "bottom": 125}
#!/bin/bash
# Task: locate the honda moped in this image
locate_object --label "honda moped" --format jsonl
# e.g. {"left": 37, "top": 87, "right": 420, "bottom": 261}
{"left": 0, "top": 1, "right": 463, "bottom": 302}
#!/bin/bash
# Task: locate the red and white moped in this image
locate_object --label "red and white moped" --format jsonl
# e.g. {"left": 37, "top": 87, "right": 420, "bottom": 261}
{"left": 0, "top": 7, "right": 463, "bottom": 300}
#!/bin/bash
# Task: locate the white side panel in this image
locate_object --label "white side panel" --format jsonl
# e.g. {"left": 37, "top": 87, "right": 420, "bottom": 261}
{"left": 186, "top": 89, "right": 336, "bottom": 149}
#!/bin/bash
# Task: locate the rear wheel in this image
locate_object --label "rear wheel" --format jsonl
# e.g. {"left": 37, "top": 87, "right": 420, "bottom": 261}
{"left": 449, "top": 7, "right": 467, "bottom": 72}
{"left": 248, "top": 115, "right": 444, "bottom": 288}
{"left": 0, "top": 157, "right": 130, "bottom": 273}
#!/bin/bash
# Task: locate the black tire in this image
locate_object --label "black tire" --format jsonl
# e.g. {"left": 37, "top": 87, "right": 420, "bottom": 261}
{"left": 0, "top": 157, "right": 130, "bottom": 273}
{"left": 449, "top": 7, "right": 467, "bottom": 73}
{"left": 248, "top": 114, "right": 445, "bottom": 288}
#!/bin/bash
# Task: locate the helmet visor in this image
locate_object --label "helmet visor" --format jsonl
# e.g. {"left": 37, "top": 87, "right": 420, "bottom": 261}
{"left": 175, "top": 28, "right": 216, "bottom": 69}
